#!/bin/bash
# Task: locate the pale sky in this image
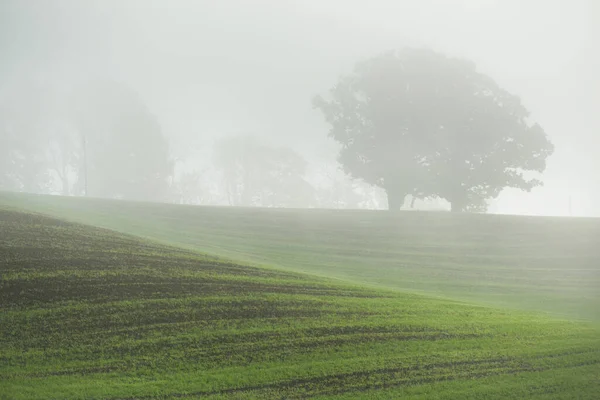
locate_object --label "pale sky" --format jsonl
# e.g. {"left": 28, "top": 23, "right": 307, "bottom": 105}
{"left": 1, "top": 0, "right": 598, "bottom": 216}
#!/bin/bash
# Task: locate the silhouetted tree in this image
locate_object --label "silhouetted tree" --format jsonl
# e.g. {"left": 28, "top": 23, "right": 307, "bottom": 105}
{"left": 214, "top": 136, "right": 314, "bottom": 207}
{"left": 72, "top": 81, "right": 172, "bottom": 201}
{"left": 0, "top": 81, "right": 56, "bottom": 193}
{"left": 214, "top": 136, "right": 260, "bottom": 206}
{"left": 314, "top": 48, "right": 554, "bottom": 212}
{"left": 170, "top": 169, "right": 208, "bottom": 205}
{"left": 0, "top": 79, "right": 171, "bottom": 200}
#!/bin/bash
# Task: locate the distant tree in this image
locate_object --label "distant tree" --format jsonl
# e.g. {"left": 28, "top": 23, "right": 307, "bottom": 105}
{"left": 0, "top": 81, "right": 56, "bottom": 193}
{"left": 312, "top": 166, "right": 373, "bottom": 209}
{"left": 313, "top": 48, "right": 554, "bottom": 212}
{"left": 71, "top": 81, "right": 172, "bottom": 202}
{"left": 46, "top": 126, "right": 82, "bottom": 196}
{"left": 43, "top": 96, "right": 82, "bottom": 196}
{"left": 214, "top": 136, "right": 260, "bottom": 206}
{"left": 0, "top": 127, "right": 50, "bottom": 193}
{"left": 170, "top": 169, "right": 208, "bottom": 205}
{"left": 214, "top": 136, "right": 314, "bottom": 207}
{"left": 0, "top": 79, "right": 171, "bottom": 200}
{"left": 258, "top": 146, "right": 315, "bottom": 208}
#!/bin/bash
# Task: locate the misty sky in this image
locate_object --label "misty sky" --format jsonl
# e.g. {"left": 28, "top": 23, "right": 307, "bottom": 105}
{"left": 1, "top": 0, "right": 598, "bottom": 216}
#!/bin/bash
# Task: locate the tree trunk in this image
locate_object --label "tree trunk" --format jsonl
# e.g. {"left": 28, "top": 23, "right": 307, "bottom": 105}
{"left": 450, "top": 199, "right": 465, "bottom": 212}
{"left": 81, "top": 133, "right": 88, "bottom": 197}
{"left": 386, "top": 188, "right": 407, "bottom": 212}
{"left": 61, "top": 163, "right": 70, "bottom": 196}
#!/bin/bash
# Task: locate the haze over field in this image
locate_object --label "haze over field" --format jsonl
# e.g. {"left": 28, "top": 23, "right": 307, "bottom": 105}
{"left": 1, "top": 0, "right": 598, "bottom": 215}
{"left": 2, "top": 186, "right": 600, "bottom": 399}
{"left": 2, "top": 3, "right": 600, "bottom": 397}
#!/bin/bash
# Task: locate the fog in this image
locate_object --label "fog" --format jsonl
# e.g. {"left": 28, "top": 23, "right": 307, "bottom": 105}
{"left": 1, "top": 0, "right": 598, "bottom": 215}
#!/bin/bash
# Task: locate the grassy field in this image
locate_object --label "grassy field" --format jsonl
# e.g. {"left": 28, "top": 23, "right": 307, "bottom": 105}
{"left": 2, "top": 192, "right": 599, "bottom": 320}
{"left": 1, "top": 206, "right": 600, "bottom": 399}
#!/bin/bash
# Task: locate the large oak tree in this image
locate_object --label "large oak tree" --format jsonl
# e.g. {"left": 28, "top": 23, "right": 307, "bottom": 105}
{"left": 313, "top": 48, "right": 554, "bottom": 212}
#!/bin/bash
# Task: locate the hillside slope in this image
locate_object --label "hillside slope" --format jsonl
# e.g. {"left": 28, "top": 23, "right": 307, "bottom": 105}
{"left": 2, "top": 192, "right": 599, "bottom": 320}
{"left": 1, "top": 207, "right": 600, "bottom": 399}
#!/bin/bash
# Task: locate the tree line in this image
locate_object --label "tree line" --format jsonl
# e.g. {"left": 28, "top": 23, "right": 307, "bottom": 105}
{"left": 0, "top": 48, "right": 553, "bottom": 212}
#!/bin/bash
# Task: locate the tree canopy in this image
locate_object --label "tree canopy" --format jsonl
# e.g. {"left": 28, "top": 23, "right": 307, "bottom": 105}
{"left": 0, "top": 80, "right": 65, "bottom": 193}
{"left": 72, "top": 80, "right": 172, "bottom": 202}
{"left": 214, "top": 136, "right": 314, "bottom": 208}
{"left": 313, "top": 48, "right": 554, "bottom": 212}
{"left": 0, "top": 79, "right": 172, "bottom": 202}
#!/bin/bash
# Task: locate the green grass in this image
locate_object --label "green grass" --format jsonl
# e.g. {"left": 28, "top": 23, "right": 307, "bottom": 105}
{"left": 1, "top": 191, "right": 599, "bottom": 320}
{"left": 1, "top": 207, "right": 599, "bottom": 399}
